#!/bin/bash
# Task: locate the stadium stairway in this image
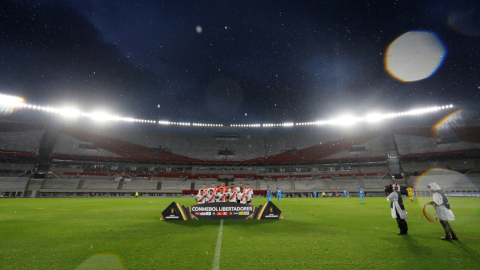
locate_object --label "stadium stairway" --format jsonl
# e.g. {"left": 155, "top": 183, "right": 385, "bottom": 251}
{"left": 118, "top": 179, "right": 124, "bottom": 190}
{"left": 77, "top": 180, "right": 85, "bottom": 189}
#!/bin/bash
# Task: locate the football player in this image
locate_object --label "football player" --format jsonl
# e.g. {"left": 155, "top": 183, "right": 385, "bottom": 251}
{"left": 206, "top": 188, "right": 216, "bottom": 204}
{"left": 217, "top": 182, "right": 228, "bottom": 193}
{"left": 208, "top": 183, "right": 217, "bottom": 196}
{"left": 359, "top": 187, "right": 365, "bottom": 203}
{"left": 196, "top": 189, "right": 207, "bottom": 204}
{"left": 198, "top": 183, "right": 207, "bottom": 195}
{"left": 237, "top": 187, "right": 247, "bottom": 204}
{"left": 235, "top": 182, "right": 243, "bottom": 193}
{"left": 227, "top": 186, "right": 237, "bottom": 203}
{"left": 244, "top": 183, "right": 254, "bottom": 205}
{"left": 216, "top": 187, "right": 228, "bottom": 203}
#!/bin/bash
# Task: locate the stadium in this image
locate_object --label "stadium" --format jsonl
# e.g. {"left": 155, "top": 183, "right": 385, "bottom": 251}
{"left": 2, "top": 99, "right": 480, "bottom": 269}
{"left": 1, "top": 1, "right": 480, "bottom": 269}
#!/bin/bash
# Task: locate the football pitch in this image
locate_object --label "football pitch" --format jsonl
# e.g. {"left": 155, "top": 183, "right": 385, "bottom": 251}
{"left": 1, "top": 197, "right": 479, "bottom": 269}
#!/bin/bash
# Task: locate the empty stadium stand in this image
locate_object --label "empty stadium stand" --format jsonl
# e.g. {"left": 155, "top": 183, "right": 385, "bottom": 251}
{"left": 49, "top": 126, "right": 388, "bottom": 164}
{"left": 0, "top": 121, "right": 44, "bottom": 153}
{"left": 82, "top": 180, "right": 120, "bottom": 190}
{"left": 41, "top": 179, "right": 80, "bottom": 189}
{"left": 2, "top": 117, "right": 480, "bottom": 198}
{"left": 0, "top": 177, "right": 29, "bottom": 191}
{"left": 160, "top": 181, "right": 191, "bottom": 190}
{"left": 122, "top": 181, "right": 157, "bottom": 190}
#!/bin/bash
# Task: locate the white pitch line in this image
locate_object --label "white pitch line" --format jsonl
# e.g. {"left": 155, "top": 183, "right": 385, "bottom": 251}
{"left": 212, "top": 219, "right": 224, "bottom": 270}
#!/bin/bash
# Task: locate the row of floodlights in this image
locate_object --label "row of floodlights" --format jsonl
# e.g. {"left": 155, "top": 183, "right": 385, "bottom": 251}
{"left": 158, "top": 121, "right": 191, "bottom": 126}
{"left": 231, "top": 124, "right": 261, "bottom": 127}
{"left": 296, "top": 105, "right": 455, "bottom": 126}
{"left": 0, "top": 93, "right": 454, "bottom": 128}
{"left": 263, "top": 123, "right": 294, "bottom": 127}
{"left": 193, "top": 123, "right": 223, "bottom": 127}
{"left": 16, "top": 103, "right": 156, "bottom": 123}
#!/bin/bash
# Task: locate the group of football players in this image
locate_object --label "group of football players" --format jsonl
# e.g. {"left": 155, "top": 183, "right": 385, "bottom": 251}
{"left": 195, "top": 182, "right": 254, "bottom": 205}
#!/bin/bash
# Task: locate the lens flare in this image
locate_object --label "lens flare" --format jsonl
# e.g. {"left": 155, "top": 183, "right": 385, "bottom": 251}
{"left": 413, "top": 168, "right": 479, "bottom": 211}
{"left": 448, "top": 11, "right": 480, "bottom": 36}
{"left": 432, "top": 109, "right": 462, "bottom": 137}
{"left": 385, "top": 31, "right": 447, "bottom": 82}
{"left": 414, "top": 168, "right": 478, "bottom": 193}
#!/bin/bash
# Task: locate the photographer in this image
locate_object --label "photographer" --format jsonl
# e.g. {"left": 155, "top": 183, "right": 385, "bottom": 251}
{"left": 427, "top": 183, "right": 457, "bottom": 241}
{"left": 385, "top": 184, "right": 408, "bottom": 235}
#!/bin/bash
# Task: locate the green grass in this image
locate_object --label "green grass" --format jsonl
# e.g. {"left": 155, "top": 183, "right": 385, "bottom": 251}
{"left": 1, "top": 197, "right": 479, "bottom": 269}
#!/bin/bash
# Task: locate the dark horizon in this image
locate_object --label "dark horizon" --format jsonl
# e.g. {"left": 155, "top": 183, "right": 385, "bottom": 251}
{"left": 1, "top": 0, "right": 479, "bottom": 125}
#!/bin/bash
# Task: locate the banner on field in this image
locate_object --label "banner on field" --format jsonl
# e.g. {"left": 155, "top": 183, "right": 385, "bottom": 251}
{"left": 190, "top": 202, "right": 255, "bottom": 220}
{"left": 255, "top": 201, "right": 283, "bottom": 220}
{"left": 160, "top": 202, "right": 190, "bottom": 220}
{"left": 160, "top": 201, "right": 283, "bottom": 221}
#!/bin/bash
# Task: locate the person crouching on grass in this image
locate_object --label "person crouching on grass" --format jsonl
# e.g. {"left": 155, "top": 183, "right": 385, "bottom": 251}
{"left": 227, "top": 186, "right": 237, "bottom": 203}
{"left": 206, "top": 189, "right": 216, "bottom": 204}
{"left": 385, "top": 184, "right": 408, "bottom": 235}
{"left": 427, "top": 183, "right": 458, "bottom": 241}
{"left": 215, "top": 187, "right": 227, "bottom": 203}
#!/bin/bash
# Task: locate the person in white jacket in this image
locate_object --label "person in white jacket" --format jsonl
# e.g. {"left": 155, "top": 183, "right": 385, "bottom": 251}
{"left": 386, "top": 184, "right": 408, "bottom": 235}
{"left": 427, "top": 183, "right": 458, "bottom": 241}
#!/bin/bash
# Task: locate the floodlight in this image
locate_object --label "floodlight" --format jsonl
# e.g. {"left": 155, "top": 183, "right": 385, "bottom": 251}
{"left": 60, "top": 108, "right": 81, "bottom": 118}
{"left": 330, "top": 116, "right": 364, "bottom": 126}
{"left": 365, "top": 114, "right": 384, "bottom": 122}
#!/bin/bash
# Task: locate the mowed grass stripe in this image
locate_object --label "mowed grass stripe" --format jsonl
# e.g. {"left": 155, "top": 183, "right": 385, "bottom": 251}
{"left": 0, "top": 198, "right": 479, "bottom": 269}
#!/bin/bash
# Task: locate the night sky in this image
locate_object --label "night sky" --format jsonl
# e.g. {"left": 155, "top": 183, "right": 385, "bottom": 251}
{"left": 1, "top": 0, "right": 479, "bottom": 124}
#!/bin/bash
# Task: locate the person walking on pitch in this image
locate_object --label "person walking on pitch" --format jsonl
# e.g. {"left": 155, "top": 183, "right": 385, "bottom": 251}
{"left": 313, "top": 189, "right": 317, "bottom": 199}
{"left": 412, "top": 187, "right": 418, "bottom": 200}
{"left": 276, "top": 187, "right": 282, "bottom": 203}
{"left": 267, "top": 186, "right": 272, "bottom": 202}
{"left": 427, "top": 183, "right": 458, "bottom": 241}
{"left": 386, "top": 184, "right": 408, "bottom": 235}
{"left": 359, "top": 187, "right": 365, "bottom": 203}
{"left": 407, "top": 186, "right": 414, "bottom": 201}
{"left": 343, "top": 189, "right": 348, "bottom": 199}
{"left": 322, "top": 191, "right": 325, "bottom": 197}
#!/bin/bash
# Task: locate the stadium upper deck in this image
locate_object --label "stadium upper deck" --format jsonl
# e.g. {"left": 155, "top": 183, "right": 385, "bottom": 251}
{"left": 1, "top": 112, "right": 480, "bottom": 166}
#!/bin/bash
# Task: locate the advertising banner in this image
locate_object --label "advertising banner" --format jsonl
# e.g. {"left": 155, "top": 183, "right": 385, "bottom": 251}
{"left": 445, "top": 192, "right": 480, "bottom": 198}
{"left": 189, "top": 202, "right": 256, "bottom": 220}
{"left": 161, "top": 201, "right": 283, "bottom": 221}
